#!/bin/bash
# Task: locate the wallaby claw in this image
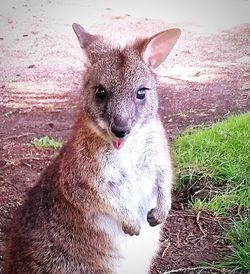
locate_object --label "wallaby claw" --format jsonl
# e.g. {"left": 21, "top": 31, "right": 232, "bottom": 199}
{"left": 147, "top": 208, "right": 164, "bottom": 227}
{"left": 122, "top": 221, "right": 141, "bottom": 236}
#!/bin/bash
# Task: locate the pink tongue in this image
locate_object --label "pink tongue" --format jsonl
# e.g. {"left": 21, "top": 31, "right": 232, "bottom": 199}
{"left": 113, "top": 140, "right": 124, "bottom": 150}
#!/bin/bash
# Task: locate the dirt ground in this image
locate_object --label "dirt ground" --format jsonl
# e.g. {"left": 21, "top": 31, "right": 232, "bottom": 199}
{"left": 0, "top": 1, "right": 250, "bottom": 273}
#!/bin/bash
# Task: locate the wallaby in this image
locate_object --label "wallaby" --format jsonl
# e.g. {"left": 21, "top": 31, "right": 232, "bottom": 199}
{"left": 4, "top": 23, "right": 181, "bottom": 274}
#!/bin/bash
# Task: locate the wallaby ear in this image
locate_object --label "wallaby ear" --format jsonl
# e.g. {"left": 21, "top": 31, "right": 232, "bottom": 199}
{"left": 142, "top": 28, "right": 181, "bottom": 69}
{"left": 72, "top": 23, "right": 96, "bottom": 49}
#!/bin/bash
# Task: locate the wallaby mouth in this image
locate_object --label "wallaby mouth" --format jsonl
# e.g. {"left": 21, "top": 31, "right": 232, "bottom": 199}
{"left": 95, "top": 119, "right": 128, "bottom": 150}
{"left": 110, "top": 130, "right": 127, "bottom": 150}
{"left": 112, "top": 140, "right": 124, "bottom": 150}
{"left": 109, "top": 123, "right": 131, "bottom": 150}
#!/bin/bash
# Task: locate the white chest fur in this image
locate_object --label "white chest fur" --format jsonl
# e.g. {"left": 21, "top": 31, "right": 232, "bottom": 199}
{"left": 102, "top": 121, "right": 163, "bottom": 224}
{"left": 94, "top": 120, "right": 169, "bottom": 273}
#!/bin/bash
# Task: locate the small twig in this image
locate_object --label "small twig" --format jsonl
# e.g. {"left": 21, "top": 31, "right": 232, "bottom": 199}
{"left": 161, "top": 239, "right": 170, "bottom": 258}
{"left": 23, "top": 162, "right": 32, "bottom": 167}
{"left": 176, "top": 232, "right": 181, "bottom": 248}
{"left": 169, "top": 211, "right": 228, "bottom": 221}
{"left": 2, "top": 132, "right": 34, "bottom": 141}
{"left": 212, "top": 235, "right": 228, "bottom": 239}
{"left": 1, "top": 159, "right": 18, "bottom": 168}
{"left": 236, "top": 205, "right": 243, "bottom": 221}
{"left": 160, "top": 266, "right": 229, "bottom": 274}
{"left": 196, "top": 211, "right": 206, "bottom": 236}
{"left": 2, "top": 143, "right": 15, "bottom": 149}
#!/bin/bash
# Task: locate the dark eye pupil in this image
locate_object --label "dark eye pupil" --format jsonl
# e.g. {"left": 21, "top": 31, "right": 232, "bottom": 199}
{"left": 136, "top": 88, "right": 146, "bottom": 100}
{"left": 95, "top": 87, "right": 106, "bottom": 99}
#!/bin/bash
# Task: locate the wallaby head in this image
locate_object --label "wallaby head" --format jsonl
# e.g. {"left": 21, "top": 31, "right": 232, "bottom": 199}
{"left": 72, "top": 23, "right": 180, "bottom": 149}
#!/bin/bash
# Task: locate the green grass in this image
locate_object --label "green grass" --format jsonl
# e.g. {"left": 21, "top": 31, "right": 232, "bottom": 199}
{"left": 173, "top": 112, "right": 250, "bottom": 272}
{"left": 173, "top": 112, "right": 250, "bottom": 215}
{"left": 219, "top": 218, "right": 250, "bottom": 271}
{"left": 31, "top": 135, "right": 63, "bottom": 149}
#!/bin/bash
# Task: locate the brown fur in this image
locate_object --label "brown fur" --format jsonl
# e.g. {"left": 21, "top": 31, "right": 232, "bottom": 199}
{"left": 5, "top": 116, "right": 115, "bottom": 273}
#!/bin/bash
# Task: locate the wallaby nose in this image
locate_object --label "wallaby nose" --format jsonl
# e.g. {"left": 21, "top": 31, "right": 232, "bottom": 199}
{"left": 111, "top": 125, "right": 130, "bottom": 138}
{"left": 110, "top": 115, "right": 131, "bottom": 138}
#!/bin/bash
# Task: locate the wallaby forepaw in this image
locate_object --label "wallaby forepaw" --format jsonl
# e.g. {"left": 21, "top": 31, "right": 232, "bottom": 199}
{"left": 122, "top": 221, "right": 141, "bottom": 236}
{"left": 147, "top": 208, "right": 165, "bottom": 227}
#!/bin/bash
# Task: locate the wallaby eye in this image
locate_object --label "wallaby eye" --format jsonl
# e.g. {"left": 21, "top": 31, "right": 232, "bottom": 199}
{"left": 95, "top": 86, "right": 107, "bottom": 100}
{"left": 136, "top": 87, "right": 148, "bottom": 100}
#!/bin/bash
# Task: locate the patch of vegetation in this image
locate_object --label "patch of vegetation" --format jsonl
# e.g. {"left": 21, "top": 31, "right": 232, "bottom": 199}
{"left": 217, "top": 218, "right": 250, "bottom": 272}
{"left": 173, "top": 112, "right": 250, "bottom": 272}
{"left": 173, "top": 112, "right": 250, "bottom": 215}
{"left": 31, "top": 135, "right": 63, "bottom": 150}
